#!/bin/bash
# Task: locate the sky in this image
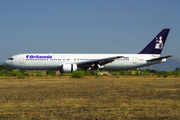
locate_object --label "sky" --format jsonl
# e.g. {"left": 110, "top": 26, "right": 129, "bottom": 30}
{"left": 0, "top": 0, "right": 180, "bottom": 62}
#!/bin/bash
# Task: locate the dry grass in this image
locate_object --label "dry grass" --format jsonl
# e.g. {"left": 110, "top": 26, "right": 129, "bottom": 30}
{"left": 0, "top": 76, "right": 180, "bottom": 119}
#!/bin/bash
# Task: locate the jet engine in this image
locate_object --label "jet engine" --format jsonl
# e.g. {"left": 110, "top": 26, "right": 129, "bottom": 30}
{"left": 61, "top": 64, "right": 77, "bottom": 73}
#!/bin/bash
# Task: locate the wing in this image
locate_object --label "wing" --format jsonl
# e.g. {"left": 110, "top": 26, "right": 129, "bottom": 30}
{"left": 77, "top": 56, "right": 123, "bottom": 69}
{"left": 146, "top": 55, "right": 174, "bottom": 62}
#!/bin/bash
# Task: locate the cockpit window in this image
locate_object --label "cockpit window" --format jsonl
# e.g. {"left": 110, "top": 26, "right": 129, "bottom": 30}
{"left": 8, "top": 58, "right": 13, "bottom": 60}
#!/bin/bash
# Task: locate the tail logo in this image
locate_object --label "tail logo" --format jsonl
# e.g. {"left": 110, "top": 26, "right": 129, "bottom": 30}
{"left": 155, "top": 36, "right": 163, "bottom": 50}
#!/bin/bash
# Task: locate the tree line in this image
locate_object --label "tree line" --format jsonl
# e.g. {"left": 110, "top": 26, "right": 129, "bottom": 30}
{"left": 1, "top": 65, "right": 180, "bottom": 78}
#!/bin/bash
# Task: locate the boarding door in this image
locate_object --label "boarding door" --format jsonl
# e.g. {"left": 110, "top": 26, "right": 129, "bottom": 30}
{"left": 132, "top": 57, "right": 137, "bottom": 64}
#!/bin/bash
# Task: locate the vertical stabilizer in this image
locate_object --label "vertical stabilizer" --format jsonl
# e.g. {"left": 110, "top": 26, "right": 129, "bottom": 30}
{"left": 139, "top": 29, "right": 170, "bottom": 54}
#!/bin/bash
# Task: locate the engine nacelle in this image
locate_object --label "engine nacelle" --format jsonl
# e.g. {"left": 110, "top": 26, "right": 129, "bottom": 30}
{"left": 61, "top": 64, "right": 77, "bottom": 73}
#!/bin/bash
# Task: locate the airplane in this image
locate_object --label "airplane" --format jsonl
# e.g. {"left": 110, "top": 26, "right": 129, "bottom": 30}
{"left": 4, "top": 28, "right": 173, "bottom": 73}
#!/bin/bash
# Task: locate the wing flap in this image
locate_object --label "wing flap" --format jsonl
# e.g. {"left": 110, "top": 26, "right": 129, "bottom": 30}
{"left": 77, "top": 56, "right": 123, "bottom": 68}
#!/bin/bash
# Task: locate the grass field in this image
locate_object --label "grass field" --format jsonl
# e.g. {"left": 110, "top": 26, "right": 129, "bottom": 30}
{"left": 0, "top": 76, "right": 180, "bottom": 119}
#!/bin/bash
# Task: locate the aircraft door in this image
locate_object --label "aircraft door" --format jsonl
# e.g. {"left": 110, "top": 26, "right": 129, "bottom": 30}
{"left": 19, "top": 57, "right": 24, "bottom": 64}
{"left": 132, "top": 57, "right": 137, "bottom": 64}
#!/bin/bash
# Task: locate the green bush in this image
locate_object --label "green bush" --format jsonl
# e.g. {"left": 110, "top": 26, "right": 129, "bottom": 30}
{"left": 127, "top": 70, "right": 132, "bottom": 75}
{"left": 113, "top": 71, "right": 119, "bottom": 76}
{"left": 163, "top": 74, "right": 168, "bottom": 78}
{"left": 159, "top": 71, "right": 166, "bottom": 75}
{"left": 12, "top": 70, "right": 21, "bottom": 76}
{"left": 157, "top": 74, "right": 161, "bottom": 77}
{"left": 0, "top": 65, "right": 14, "bottom": 72}
{"left": 94, "top": 70, "right": 100, "bottom": 76}
{"left": 12, "top": 70, "right": 25, "bottom": 78}
{"left": 118, "top": 70, "right": 123, "bottom": 75}
{"left": 84, "top": 70, "right": 92, "bottom": 76}
{"left": 122, "top": 71, "right": 128, "bottom": 75}
{"left": 126, "top": 70, "right": 141, "bottom": 76}
{"left": 174, "top": 75, "right": 179, "bottom": 77}
{"left": 46, "top": 70, "right": 56, "bottom": 76}
{"left": 72, "top": 70, "right": 85, "bottom": 78}
{"left": 36, "top": 71, "right": 43, "bottom": 76}
{"left": 0, "top": 65, "right": 8, "bottom": 71}
{"left": 141, "top": 70, "right": 150, "bottom": 76}
{"left": 173, "top": 70, "right": 180, "bottom": 77}
{"left": 166, "top": 71, "right": 173, "bottom": 76}
{"left": 158, "top": 71, "right": 168, "bottom": 78}
{"left": 131, "top": 70, "right": 136, "bottom": 75}
{"left": 60, "top": 73, "right": 65, "bottom": 76}
{"left": 136, "top": 70, "right": 141, "bottom": 75}
{"left": 149, "top": 69, "right": 158, "bottom": 74}
{"left": 25, "top": 73, "right": 30, "bottom": 77}
{"left": 0, "top": 70, "right": 11, "bottom": 76}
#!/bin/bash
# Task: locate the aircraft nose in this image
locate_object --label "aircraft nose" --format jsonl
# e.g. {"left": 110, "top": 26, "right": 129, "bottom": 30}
{"left": 4, "top": 60, "right": 10, "bottom": 66}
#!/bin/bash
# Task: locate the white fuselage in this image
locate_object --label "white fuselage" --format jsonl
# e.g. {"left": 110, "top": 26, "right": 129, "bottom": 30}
{"left": 4, "top": 53, "right": 165, "bottom": 70}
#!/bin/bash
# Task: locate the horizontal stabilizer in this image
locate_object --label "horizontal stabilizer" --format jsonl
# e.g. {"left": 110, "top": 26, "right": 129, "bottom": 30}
{"left": 146, "top": 55, "right": 174, "bottom": 62}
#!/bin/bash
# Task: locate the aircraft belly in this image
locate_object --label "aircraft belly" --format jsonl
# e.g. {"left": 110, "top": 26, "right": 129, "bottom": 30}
{"left": 104, "top": 61, "right": 131, "bottom": 70}
{"left": 103, "top": 61, "right": 146, "bottom": 70}
{"left": 14, "top": 61, "right": 59, "bottom": 70}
